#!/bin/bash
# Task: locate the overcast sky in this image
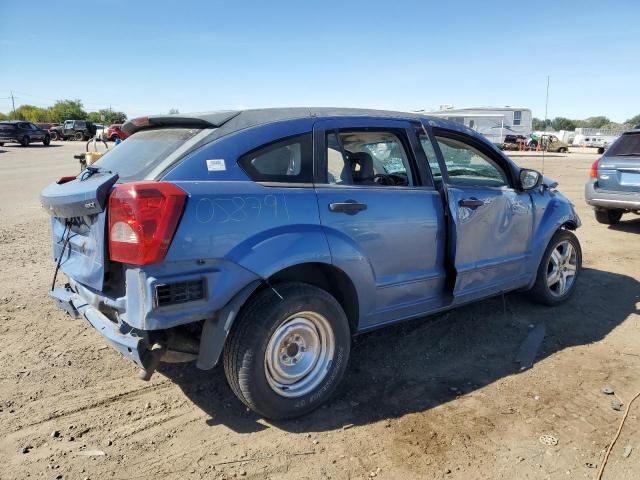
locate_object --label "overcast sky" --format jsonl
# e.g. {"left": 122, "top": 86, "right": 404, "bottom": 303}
{"left": 1, "top": 0, "right": 638, "bottom": 122}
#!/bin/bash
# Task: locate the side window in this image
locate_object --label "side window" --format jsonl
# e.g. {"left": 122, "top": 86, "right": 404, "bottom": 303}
{"left": 513, "top": 110, "right": 522, "bottom": 126}
{"left": 238, "top": 133, "right": 312, "bottom": 183}
{"left": 435, "top": 136, "right": 509, "bottom": 188}
{"left": 418, "top": 133, "right": 442, "bottom": 188}
{"left": 325, "top": 130, "right": 413, "bottom": 187}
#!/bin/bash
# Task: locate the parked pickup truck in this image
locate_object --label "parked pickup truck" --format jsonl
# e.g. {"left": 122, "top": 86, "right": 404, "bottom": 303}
{"left": 41, "top": 108, "right": 582, "bottom": 419}
{"left": 49, "top": 120, "right": 97, "bottom": 141}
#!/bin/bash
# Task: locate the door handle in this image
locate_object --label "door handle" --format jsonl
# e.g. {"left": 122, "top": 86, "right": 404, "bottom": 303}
{"left": 459, "top": 197, "right": 484, "bottom": 209}
{"left": 329, "top": 200, "right": 367, "bottom": 215}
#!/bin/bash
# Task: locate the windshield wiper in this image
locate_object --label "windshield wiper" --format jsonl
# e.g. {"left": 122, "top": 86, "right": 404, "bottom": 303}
{"left": 80, "top": 165, "right": 113, "bottom": 181}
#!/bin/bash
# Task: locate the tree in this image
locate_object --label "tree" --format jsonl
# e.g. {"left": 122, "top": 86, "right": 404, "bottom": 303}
{"left": 624, "top": 114, "right": 640, "bottom": 128}
{"left": 582, "top": 116, "right": 610, "bottom": 129}
{"left": 86, "top": 109, "right": 127, "bottom": 124}
{"left": 47, "top": 99, "right": 87, "bottom": 123}
{"left": 551, "top": 117, "right": 576, "bottom": 131}
{"left": 532, "top": 118, "right": 551, "bottom": 130}
{"left": 0, "top": 112, "right": 9, "bottom": 121}
{"left": 14, "top": 104, "right": 49, "bottom": 122}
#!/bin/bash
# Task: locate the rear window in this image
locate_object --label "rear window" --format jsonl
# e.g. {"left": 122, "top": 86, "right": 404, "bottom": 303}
{"left": 607, "top": 133, "right": 640, "bottom": 157}
{"left": 94, "top": 128, "right": 200, "bottom": 182}
{"left": 0, "top": 123, "right": 16, "bottom": 130}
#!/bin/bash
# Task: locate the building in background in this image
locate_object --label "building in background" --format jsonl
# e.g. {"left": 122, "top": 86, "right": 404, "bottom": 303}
{"left": 419, "top": 106, "right": 533, "bottom": 144}
{"left": 572, "top": 127, "right": 624, "bottom": 147}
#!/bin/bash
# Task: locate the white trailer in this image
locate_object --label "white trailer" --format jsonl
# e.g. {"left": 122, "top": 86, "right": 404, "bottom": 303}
{"left": 421, "top": 107, "right": 533, "bottom": 144}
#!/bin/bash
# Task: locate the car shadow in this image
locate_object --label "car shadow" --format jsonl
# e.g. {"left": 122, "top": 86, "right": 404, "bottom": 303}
{"left": 609, "top": 217, "right": 640, "bottom": 233}
{"left": 159, "top": 267, "right": 639, "bottom": 433}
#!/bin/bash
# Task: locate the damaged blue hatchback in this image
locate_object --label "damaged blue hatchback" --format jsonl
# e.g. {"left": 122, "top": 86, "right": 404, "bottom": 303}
{"left": 41, "top": 108, "right": 582, "bottom": 419}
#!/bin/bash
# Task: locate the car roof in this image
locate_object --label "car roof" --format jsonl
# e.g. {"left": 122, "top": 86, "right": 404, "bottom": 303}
{"left": 121, "top": 107, "right": 475, "bottom": 138}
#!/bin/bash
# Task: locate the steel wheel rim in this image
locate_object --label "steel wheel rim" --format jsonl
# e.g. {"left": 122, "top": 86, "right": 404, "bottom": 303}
{"left": 546, "top": 240, "right": 578, "bottom": 297}
{"left": 265, "top": 312, "right": 335, "bottom": 398}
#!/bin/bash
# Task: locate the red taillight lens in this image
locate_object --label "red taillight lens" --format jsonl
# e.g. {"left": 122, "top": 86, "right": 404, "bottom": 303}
{"left": 590, "top": 158, "right": 600, "bottom": 178}
{"left": 108, "top": 182, "right": 187, "bottom": 265}
{"left": 57, "top": 175, "right": 77, "bottom": 184}
{"left": 131, "top": 116, "right": 150, "bottom": 127}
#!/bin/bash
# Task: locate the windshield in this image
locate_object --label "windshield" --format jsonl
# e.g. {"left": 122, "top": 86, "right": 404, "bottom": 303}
{"left": 94, "top": 128, "right": 200, "bottom": 182}
{"left": 606, "top": 133, "right": 640, "bottom": 157}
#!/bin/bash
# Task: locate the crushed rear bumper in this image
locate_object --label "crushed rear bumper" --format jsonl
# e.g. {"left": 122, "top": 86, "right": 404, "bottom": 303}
{"left": 50, "top": 285, "right": 151, "bottom": 370}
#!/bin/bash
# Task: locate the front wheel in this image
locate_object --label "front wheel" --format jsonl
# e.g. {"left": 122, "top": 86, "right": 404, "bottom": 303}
{"left": 223, "top": 282, "right": 351, "bottom": 420}
{"left": 20, "top": 136, "right": 30, "bottom": 147}
{"left": 50, "top": 131, "right": 59, "bottom": 141}
{"left": 595, "top": 208, "right": 623, "bottom": 225}
{"left": 74, "top": 131, "right": 84, "bottom": 141}
{"left": 43, "top": 135, "right": 50, "bottom": 146}
{"left": 529, "top": 230, "right": 582, "bottom": 306}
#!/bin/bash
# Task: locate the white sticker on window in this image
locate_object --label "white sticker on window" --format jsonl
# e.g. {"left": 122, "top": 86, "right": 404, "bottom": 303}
{"left": 206, "top": 159, "right": 226, "bottom": 172}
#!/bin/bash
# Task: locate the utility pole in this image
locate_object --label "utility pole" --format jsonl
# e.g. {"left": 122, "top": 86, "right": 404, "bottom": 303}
{"left": 10, "top": 91, "right": 16, "bottom": 118}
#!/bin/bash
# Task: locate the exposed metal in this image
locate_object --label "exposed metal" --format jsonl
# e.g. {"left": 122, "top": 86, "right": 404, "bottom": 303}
{"left": 264, "top": 312, "right": 335, "bottom": 398}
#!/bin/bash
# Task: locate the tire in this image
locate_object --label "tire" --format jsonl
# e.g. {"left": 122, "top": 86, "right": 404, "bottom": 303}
{"left": 43, "top": 135, "right": 50, "bottom": 146}
{"left": 594, "top": 208, "right": 623, "bottom": 225}
{"left": 50, "top": 131, "right": 59, "bottom": 141}
{"left": 0, "top": 142, "right": 4, "bottom": 147}
{"left": 597, "top": 147, "right": 605, "bottom": 154}
{"left": 559, "top": 147, "right": 568, "bottom": 153}
{"left": 223, "top": 282, "right": 351, "bottom": 420}
{"left": 74, "top": 131, "right": 83, "bottom": 141}
{"left": 110, "top": 134, "right": 120, "bottom": 142}
{"left": 20, "top": 136, "right": 30, "bottom": 147}
{"left": 529, "top": 230, "right": 582, "bottom": 306}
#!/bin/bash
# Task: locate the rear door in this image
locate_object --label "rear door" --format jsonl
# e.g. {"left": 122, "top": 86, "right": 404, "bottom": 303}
{"left": 313, "top": 118, "right": 447, "bottom": 328}
{"left": 420, "top": 126, "right": 534, "bottom": 302}
{"left": 597, "top": 132, "right": 640, "bottom": 193}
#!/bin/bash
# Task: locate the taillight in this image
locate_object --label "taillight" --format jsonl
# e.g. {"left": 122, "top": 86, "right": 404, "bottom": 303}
{"left": 108, "top": 182, "right": 187, "bottom": 265}
{"left": 590, "top": 158, "right": 600, "bottom": 178}
{"left": 57, "top": 175, "right": 76, "bottom": 184}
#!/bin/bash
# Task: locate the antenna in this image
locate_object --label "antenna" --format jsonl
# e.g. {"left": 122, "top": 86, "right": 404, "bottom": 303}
{"left": 542, "top": 76, "right": 550, "bottom": 174}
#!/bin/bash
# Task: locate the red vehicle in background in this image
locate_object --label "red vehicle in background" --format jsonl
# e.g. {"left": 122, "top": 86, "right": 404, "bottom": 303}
{"left": 105, "top": 124, "right": 129, "bottom": 142}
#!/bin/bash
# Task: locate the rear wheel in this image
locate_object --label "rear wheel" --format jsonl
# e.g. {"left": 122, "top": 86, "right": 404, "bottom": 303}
{"left": 594, "top": 208, "right": 623, "bottom": 225}
{"left": 20, "top": 136, "right": 30, "bottom": 147}
{"left": 223, "top": 282, "right": 351, "bottom": 420}
{"left": 0, "top": 142, "right": 4, "bottom": 147}
{"left": 529, "top": 230, "right": 581, "bottom": 306}
{"left": 74, "top": 131, "right": 84, "bottom": 141}
{"left": 559, "top": 147, "right": 568, "bottom": 153}
{"left": 110, "top": 134, "right": 120, "bottom": 142}
{"left": 43, "top": 135, "right": 50, "bottom": 146}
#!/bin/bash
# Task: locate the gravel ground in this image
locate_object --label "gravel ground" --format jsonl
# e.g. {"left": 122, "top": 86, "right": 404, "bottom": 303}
{"left": 0, "top": 142, "right": 638, "bottom": 480}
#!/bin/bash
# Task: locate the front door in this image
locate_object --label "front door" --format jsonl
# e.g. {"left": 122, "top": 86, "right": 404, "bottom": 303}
{"left": 313, "top": 118, "right": 447, "bottom": 329}
{"left": 421, "top": 127, "right": 534, "bottom": 302}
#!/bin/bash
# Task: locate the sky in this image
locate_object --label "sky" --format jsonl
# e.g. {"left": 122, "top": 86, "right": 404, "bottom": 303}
{"left": 1, "top": 0, "right": 639, "bottom": 122}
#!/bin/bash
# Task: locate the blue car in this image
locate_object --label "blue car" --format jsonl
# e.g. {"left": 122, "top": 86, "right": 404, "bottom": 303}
{"left": 41, "top": 108, "right": 582, "bottom": 419}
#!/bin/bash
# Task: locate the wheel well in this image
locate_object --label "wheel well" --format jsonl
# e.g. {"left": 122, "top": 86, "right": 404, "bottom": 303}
{"left": 561, "top": 220, "right": 578, "bottom": 230}
{"left": 268, "top": 263, "right": 359, "bottom": 333}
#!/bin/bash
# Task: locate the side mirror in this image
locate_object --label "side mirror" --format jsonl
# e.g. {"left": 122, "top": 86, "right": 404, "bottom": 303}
{"left": 520, "top": 168, "right": 542, "bottom": 190}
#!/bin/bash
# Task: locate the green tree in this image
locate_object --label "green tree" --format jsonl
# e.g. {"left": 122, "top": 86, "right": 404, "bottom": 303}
{"left": 550, "top": 117, "right": 576, "bottom": 131}
{"left": 532, "top": 117, "right": 551, "bottom": 130}
{"left": 0, "top": 112, "right": 9, "bottom": 121}
{"left": 582, "top": 116, "right": 610, "bottom": 129}
{"left": 47, "top": 99, "right": 87, "bottom": 123}
{"left": 87, "top": 109, "right": 127, "bottom": 124}
{"left": 14, "top": 104, "right": 49, "bottom": 122}
{"left": 624, "top": 114, "right": 640, "bottom": 128}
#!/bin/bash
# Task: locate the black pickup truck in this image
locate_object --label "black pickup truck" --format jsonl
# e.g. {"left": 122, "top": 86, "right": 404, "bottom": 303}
{"left": 49, "top": 120, "right": 97, "bottom": 141}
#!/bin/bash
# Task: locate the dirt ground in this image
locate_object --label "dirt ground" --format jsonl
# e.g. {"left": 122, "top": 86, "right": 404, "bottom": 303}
{"left": 0, "top": 142, "right": 638, "bottom": 480}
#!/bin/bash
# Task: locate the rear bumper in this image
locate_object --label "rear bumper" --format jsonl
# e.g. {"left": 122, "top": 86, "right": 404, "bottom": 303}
{"left": 585, "top": 180, "right": 640, "bottom": 210}
{"left": 50, "top": 285, "right": 151, "bottom": 370}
